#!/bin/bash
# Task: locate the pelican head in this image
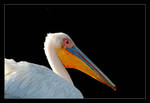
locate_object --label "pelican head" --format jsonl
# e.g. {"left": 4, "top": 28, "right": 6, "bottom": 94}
{"left": 44, "top": 32, "right": 116, "bottom": 91}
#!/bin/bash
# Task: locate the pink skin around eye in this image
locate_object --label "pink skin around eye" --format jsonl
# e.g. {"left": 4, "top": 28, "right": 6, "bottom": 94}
{"left": 63, "top": 39, "right": 73, "bottom": 48}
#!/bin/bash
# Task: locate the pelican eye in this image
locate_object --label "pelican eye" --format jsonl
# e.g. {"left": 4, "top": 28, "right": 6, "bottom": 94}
{"left": 63, "top": 38, "right": 73, "bottom": 48}
{"left": 66, "top": 41, "right": 69, "bottom": 44}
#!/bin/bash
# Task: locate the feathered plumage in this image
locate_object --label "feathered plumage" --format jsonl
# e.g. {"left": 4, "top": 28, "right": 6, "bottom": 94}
{"left": 5, "top": 59, "right": 83, "bottom": 98}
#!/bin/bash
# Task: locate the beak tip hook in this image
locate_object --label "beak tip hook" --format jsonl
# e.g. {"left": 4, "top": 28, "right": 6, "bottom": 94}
{"left": 113, "top": 86, "right": 117, "bottom": 91}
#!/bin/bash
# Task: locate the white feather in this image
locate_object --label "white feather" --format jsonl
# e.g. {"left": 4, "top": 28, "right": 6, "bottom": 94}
{"left": 5, "top": 59, "right": 83, "bottom": 98}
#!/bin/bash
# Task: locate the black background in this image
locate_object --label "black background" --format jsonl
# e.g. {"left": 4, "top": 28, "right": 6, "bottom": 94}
{"left": 5, "top": 4, "right": 145, "bottom": 98}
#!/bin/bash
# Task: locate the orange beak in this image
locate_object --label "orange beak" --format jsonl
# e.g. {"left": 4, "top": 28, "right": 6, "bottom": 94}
{"left": 57, "top": 46, "right": 116, "bottom": 91}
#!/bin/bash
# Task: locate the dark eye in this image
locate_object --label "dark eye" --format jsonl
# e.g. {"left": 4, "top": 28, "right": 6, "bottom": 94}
{"left": 66, "top": 41, "right": 69, "bottom": 44}
{"left": 63, "top": 39, "right": 73, "bottom": 48}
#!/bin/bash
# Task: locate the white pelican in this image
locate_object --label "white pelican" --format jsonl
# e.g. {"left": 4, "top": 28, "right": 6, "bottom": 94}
{"left": 5, "top": 32, "right": 116, "bottom": 98}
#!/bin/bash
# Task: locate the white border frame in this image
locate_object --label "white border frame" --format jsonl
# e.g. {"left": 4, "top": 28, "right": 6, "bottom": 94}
{"left": 3, "top": 3, "right": 147, "bottom": 100}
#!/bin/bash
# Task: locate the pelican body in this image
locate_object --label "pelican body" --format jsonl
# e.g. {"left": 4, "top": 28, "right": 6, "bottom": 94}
{"left": 5, "top": 32, "right": 116, "bottom": 98}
